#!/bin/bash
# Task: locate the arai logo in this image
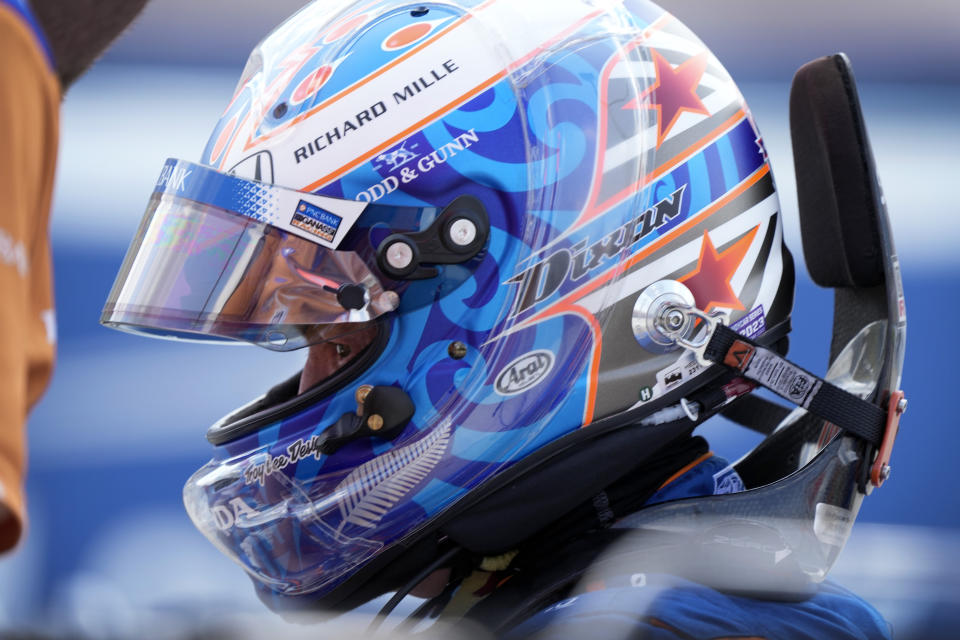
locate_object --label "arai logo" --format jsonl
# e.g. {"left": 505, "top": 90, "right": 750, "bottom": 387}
{"left": 495, "top": 350, "right": 555, "bottom": 396}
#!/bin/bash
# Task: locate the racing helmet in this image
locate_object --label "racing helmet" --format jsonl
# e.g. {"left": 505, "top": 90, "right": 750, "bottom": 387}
{"left": 101, "top": 0, "right": 906, "bottom": 613}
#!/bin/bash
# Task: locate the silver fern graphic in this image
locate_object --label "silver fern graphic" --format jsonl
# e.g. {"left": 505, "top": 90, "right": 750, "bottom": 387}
{"left": 335, "top": 418, "right": 452, "bottom": 535}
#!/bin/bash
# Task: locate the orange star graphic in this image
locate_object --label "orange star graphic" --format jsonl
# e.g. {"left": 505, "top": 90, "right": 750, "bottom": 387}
{"left": 679, "top": 227, "right": 758, "bottom": 312}
{"left": 624, "top": 50, "right": 710, "bottom": 148}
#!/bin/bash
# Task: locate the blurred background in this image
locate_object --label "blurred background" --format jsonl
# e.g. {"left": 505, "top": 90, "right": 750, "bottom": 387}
{"left": 0, "top": 0, "right": 957, "bottom": 637}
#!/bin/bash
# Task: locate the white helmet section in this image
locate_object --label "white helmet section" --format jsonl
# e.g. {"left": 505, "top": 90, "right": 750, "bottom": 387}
{"left": 213, "top": 0, "right": 624, "bottom": 191}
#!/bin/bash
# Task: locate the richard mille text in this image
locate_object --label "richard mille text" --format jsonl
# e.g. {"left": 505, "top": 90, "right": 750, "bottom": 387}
{"left": 293, "top": 59, "right": 461, "bottom": 164}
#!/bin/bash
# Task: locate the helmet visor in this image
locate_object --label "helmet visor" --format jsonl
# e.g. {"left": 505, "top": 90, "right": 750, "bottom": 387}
{"left": 102, "top": 160, "right": 442, "bottom": 350}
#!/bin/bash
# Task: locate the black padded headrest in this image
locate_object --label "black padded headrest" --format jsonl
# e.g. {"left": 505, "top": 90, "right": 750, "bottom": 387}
{"left": 790, "top": 53, "right": 885, "bottom": 288}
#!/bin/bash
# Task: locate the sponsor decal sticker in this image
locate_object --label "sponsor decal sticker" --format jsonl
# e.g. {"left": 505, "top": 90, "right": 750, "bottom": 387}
{"left": 291, "top": 59, "right": 461, "bottom": 167}
{"left": 229, "top": 150, "right": 275, "bottom": 184}
{"left": 495, "top": 349, "right": 555, "bottom": 396}
{"left": 731, "top": 304, "right": 766, "bottom": 339}
{"left": 244, "top": 433, "right": 328, "bottom": 486}
{"left": 655, "top": 350, "right": 703, "bottom": 392}
{"left": 740, "top": 347, "right": 822, "bottom": 409}
{"left": 357, "top": 128, "right": 479, "bottom": 203}
{"left": 291, "top": 199, "right": 343, "bottom": 243}
{"left": 373, "top": 139, "right": 420, "bottom": 172}
{"left": 663, "top": 369, "right": 683, "bottom": 388}
{"left": 507, "top": 186, "right": 686, "bottom": 316}
{"left": 156, "top": 164, "right": 192, "bottom": 192}
{"left": 213, "top": 498, "right": 260, "bottom": 531}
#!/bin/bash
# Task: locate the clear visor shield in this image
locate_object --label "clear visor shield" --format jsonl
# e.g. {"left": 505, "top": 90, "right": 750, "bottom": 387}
{"left": 102, "top": 160, "right": 451, "bottom": 350}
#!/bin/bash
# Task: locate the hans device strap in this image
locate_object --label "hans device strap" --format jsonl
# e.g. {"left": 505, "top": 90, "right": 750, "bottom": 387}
{"left": 670, "top": 307, "right": 905, "bottom": 489}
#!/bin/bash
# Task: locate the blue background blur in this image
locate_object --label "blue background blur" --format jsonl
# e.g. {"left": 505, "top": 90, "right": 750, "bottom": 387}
{"left": 1, "top": 1, "right": 957, "bottom": 637}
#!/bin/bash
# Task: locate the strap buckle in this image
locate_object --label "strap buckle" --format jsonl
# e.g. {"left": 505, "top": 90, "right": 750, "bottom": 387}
{"left": 660, "top": 305, "right": 725, "bottom": 367}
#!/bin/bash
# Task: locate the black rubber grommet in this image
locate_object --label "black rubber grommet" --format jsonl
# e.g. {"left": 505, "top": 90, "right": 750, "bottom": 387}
{"left": 337, "top": 284, "right": 368, "bottom": 310}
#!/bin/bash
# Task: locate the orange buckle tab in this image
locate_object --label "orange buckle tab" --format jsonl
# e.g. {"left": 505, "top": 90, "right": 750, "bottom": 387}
{"left": 870, "top": 390, "right": 906, "bottom": 488}
{"left": 724, "top": 340, "right": 755, "bottom": 372}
